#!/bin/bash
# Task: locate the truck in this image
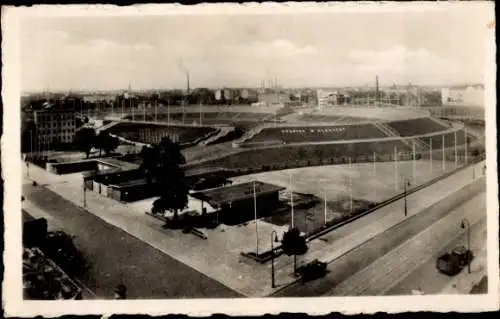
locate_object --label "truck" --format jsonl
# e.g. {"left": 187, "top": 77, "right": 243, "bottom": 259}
{"left": 436, "top": 246, "right": 474, "bottom": 276}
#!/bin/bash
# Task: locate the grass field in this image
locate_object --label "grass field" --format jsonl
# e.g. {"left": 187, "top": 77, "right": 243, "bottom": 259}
{"left": 232, "top": 160, "right": 459, "bottom": 235}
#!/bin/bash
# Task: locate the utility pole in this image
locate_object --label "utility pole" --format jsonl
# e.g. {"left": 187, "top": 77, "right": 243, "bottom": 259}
{"left": 394, "top": 145, "right": 399, "bottom": 192}
{"left": 324, "top": 189, "right": 327, "bottom": 225}
{"left": 373, "top": 152, "right": 377, "bottom": 200}
{"left": 253, "top": 181, "right": 259, "bottom": 255}
{"left": 464, "top": 128, "right": 468, "bottom": 165}
{"left": 270, "top": 230, "right": 278, "bottom": 288}
{"left": 442, "top": 134, "right": 445, "bottom": 172}
{"left": 199, "top": 100, "right": 202, "bottom": 126}
{"left": 454, "top": 130, "right": 458, "bottom": 168}
{"left": 412, "top": 139, "right": 416, "bottom": 183}
{"left": 83, "top": 180, "right": 87, "bottom": 208}
{"left": 290, "top": 174, "right": 294, "bottom": 229}
{"left": 460, "top": 219, "right": 471, "bottom": 274}
{"left": 349, "top": 175, "right": 353, "bottom": 214}
{"left": 404, "top": 179, "right": 408, "bottom": 216}
{"left": 430, "top": 137, "right": 433, "bottom": 174}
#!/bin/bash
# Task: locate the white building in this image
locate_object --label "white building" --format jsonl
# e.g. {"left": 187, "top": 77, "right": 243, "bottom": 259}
{"left": 317, "top": 90, "right": 342, "bottom": 108}
{"left": 441, "top": 85, "right": 484, "bottom": 106}
{"left": 34, "top": 104, "right": 76, "bottom": 145}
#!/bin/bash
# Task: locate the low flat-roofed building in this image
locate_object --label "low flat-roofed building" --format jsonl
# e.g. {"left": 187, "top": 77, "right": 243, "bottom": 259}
{"left": 190, "top": 181, "right": 285, "bottom": 224}
{"left": 85, "top": 165, "right": 233, "bottom": 202}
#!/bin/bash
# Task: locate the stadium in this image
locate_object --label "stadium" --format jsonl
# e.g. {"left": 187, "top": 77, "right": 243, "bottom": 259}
{"left": 98, "top": 104, "right": 474, "bottom": 176}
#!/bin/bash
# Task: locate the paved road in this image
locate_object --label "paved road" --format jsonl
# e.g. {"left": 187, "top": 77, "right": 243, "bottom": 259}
{"left": 23, "top": 184, "right": 241, "bottom": 299}
{"left": 386, "top": 217, "right": 486, "bottom": 295}
{"left": 327, "top": 191, "right": 485, "bottom": 296}
{"left": 274, "top": 187, "right": 485, "bottom": 297}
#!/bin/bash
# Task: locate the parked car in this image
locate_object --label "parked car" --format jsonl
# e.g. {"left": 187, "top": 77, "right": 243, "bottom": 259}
{"left": 297, "top": 259, "right": 327, "bottom": 282}
{"left": 436, "top": 246, "right": 474, "bottom": 276}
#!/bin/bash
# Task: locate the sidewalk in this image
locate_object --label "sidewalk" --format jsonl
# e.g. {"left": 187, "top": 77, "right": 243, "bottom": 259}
{"left": 22, "top": 160, "right": 486, "bottom": 297}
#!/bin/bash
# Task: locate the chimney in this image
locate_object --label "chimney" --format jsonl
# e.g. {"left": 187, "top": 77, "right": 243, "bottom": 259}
{"left": 375, "top": 75, "right": 380, "bottom": 103}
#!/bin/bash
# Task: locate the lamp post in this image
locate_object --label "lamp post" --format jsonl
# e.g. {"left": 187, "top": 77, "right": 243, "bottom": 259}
{"left": 83, "top": 180, "right": 87, "bottom": 208}
{"left": 271, "top": 230, "right": 279, "bottom": 288}
{"left": 404, "top": 179, "right": 410, "bottom": 217}
{"left": 460, "top": 219, "right": 471, "bottom": 274}
{"left": 253, "top": 181, "right": 259, "bottom": 255}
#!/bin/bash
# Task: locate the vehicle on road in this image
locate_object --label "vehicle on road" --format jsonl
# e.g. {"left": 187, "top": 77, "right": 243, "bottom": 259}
{"left": 297, "top": 259, "right": 328, "bottom": 282}
{"left": 436, "top": 246, "right": 474, "bottom": 276}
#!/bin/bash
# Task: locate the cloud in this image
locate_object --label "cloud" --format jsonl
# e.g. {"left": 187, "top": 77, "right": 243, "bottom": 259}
{"left": 271, "top": 39, "right": 319, "bottom": 56}
{"left": 221, "top": 39, "right": 320, "bottom": 61}
{"left": 346, "top": 46, "right": 461, "bottom": 83}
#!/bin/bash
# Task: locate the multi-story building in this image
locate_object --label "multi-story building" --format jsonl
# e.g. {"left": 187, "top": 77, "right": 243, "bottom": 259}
{"left": 34, "top": 103, "right": 76, "bottom": 145}
{"left": 317, "top": 90, "right": 350, "bottom": 108}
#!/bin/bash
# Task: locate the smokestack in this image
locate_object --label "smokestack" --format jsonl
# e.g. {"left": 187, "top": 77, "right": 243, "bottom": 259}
{"left": 375, "top": 75, "right": 380, "bottom": 104}
{"left": 186, "top": 73, "right": 190, "bottom": 95}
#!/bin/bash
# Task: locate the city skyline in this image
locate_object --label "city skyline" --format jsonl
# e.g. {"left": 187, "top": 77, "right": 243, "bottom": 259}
{"left": 19, "top": 5, "right": 492, "bottom": 92}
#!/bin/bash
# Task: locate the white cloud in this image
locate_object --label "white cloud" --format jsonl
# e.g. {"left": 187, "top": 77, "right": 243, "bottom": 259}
{"left": 347, "top": 46, "right": 461, "bottom": 83}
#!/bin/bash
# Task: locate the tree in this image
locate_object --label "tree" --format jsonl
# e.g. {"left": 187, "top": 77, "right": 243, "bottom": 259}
{"left": 151, "top": 198, "right": 165, "bottom": 216}
{"left": 73, "top": 128, "right": 96, "bottom": 158}
{"left": 281, "top": 227, "right": 308, "bottom": 275}
{"left": 96, "top": 131, "right": 119, "bottom": 157}
{"left": 140, "top": 137, "right": 188, "bottom": 224}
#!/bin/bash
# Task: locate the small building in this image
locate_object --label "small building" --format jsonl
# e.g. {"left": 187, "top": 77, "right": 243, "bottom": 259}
{"left": 84, "top": 165, "right": 232, "bottom": 202}
{"left": 190, "top": 181, "right": 285, "bottom": 225}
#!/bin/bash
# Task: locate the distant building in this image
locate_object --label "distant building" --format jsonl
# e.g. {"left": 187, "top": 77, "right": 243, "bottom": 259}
{"left": 441, "top": 85, "right": 484, "bottom": 107}
{"left": 258, "top": 92, "right": 291, "bottom": 106}
{"left": 316, "top": 90, "right": 349, "bottom": 108}
{"left": 215, "top": 89, "right": 223, "bottom": 101}
{"left": 34, "top": 104, "right": 76, "bottom": 145}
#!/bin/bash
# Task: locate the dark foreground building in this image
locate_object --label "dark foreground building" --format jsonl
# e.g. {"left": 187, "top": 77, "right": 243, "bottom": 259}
{"left": 190, "top": 181, "right": 285, "bottom": 225}
{"left": 84, "top": 166, "right": 232, "bottom": 202}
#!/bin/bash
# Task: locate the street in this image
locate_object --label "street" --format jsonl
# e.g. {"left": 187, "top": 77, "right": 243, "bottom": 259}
{"left": 274, "top": 188, "right": 486, "bottom": 296}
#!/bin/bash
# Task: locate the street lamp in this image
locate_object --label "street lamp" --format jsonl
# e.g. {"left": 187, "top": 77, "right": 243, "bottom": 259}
{"left": 271, "top": 230, "right": 279, "bottom": 288}
{"left": 83, "top": 180, "right": 87, "bottom": 208}
{"left": 460, "top": 219, "right": 471, "bottom": 274}
{"left": 404, "top": 179, "right": 410, "bottom": 217}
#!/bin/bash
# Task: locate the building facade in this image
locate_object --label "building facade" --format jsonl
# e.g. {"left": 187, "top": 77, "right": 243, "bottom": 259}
{"left": 441, "top": 85, "right": 484, "bottom": 107}
{"left": 34, "top": 106, "right": 76, "bottom": 145}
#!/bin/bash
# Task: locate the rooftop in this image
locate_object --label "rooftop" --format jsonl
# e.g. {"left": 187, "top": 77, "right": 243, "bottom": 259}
{"left": 190, "top": 181, "right": 285, "bottom": 208}
{"left": 110, "top": 178, "right": 147, "bottom": 189}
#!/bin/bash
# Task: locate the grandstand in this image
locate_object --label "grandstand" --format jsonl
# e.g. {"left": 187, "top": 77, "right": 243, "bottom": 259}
{"left": 385, "top": 117, "right": 447, "bottom": 137}
{"left": 106, "top": 122, "right": 217, "bottom": 146}
{"left": 102, "top": 104, "right": 475, "bottom": 179}
{"left": 247, "top": 123, "right": 387, "bottom": 144}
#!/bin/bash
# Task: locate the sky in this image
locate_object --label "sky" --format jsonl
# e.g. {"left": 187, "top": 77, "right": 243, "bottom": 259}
{"left": 18, "top": 4, "right": 494, "bottom": 92}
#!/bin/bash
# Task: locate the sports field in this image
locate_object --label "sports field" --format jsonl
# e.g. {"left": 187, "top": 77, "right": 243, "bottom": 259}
{"left": 231, "top": 160, "right": 459, "bottom": 235}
